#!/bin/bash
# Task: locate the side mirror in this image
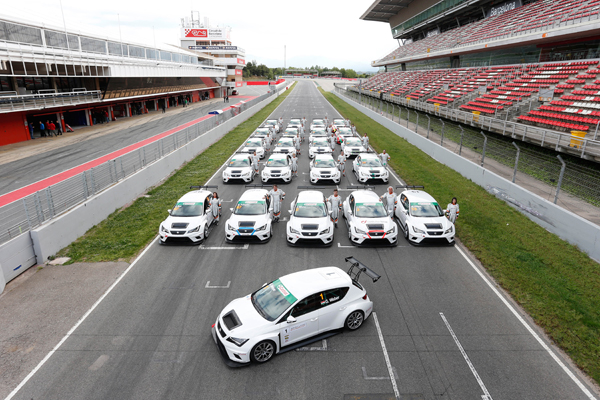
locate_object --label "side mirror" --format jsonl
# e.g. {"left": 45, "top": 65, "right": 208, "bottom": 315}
{"left": 288, "top": 209, "right": 292, "bottom": 215}
{"left": 229, "top": 208, "right": 234, "bottom": 212}
{"left": 167, "top": 209, "right": 172, "bottom": 214}
{"left": 287, "top": 316, "right": 297, "bottom": 324}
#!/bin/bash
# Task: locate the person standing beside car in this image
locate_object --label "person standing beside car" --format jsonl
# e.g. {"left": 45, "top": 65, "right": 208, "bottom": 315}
{"left": 265, "top": 185, "right": 285, "bottom": 222}
{"left": 210, "top": 192, "right": 222, "bottom": 224}
{"left": 250, "top": 151, "right": 260, "bottom": 174}
{"left": 337, "top": 150, "right": 346, "bottom": 177}
{"left": 445, "top": 197, "right": 460, "bottom": 223}
{"left": 327, "top": 189, "right": 342, "bottom": 227}
{"left": 380, "top": 186, "right": 396, "bottom": 216}
{"left": 290, "top": 152, "right": 298, "bottom": 177}
{"left": 362, "top": 133, "right": 369, "bottom": 150}
{"left": 294, "top": 133, "right": 301, "bottom": 156}
{"left": 379, "top": 150, "right": 390, "bottom": 167}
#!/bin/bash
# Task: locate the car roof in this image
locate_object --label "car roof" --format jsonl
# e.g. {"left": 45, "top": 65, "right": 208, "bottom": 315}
{"left": 401, "top": 190, "right": 437, "bottom": 203}
{"left": 269, "top": 153, "right": 289, "bottom": 159}
{"left": 280, "top": 267, "right": 351, "bottom": 298}
{"left": 178, "top": 190, "right": 211, "bottom": 202}
{"left": 351, "top": 190, "right": 380, "bottom": 202}
{"left": 239, "top": 189, "right": 268, "bottom": 201}
{"left": 297, "top": 190, "right": 325, "bottom": 202}
{"left": 345, "top": 137, "right": 361, "bottom": 143}
{"left": 359, "top": 153, "right": 378, "bottom": 159}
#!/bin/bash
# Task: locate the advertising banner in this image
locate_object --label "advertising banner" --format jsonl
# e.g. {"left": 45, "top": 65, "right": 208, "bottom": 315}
{"left": 487, "top": 0, "right": 522, "bottom": 18}
{"left": 183, "top": 28, "right": 207, "bottom": 38}
{"left": 235, "top": 69, "right": 242, "bottom": 76}
{"left": 237, "top": 58, "right": 246, "bottom": 65}
{"left": 188, "top": 46, "right": 237, "bottom": 51}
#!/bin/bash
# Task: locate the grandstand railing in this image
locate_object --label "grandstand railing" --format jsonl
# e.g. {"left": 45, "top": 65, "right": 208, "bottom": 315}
{"left": 335, "top": 85, "right": 600, "bottom": 220}
{"left": 0, "top": 90, "right": 102, "bottom": 113}
{"left": 0, "top": 91, "right": 275, "bottom": 247}
{"left": 347, "top": 88, "right": 600, "bottom": 160}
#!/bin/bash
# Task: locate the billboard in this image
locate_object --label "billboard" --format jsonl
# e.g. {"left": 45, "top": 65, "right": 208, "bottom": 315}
{"left": 181, "top": 27, "right": 230, "bottom": 40}
{"left": 237, "top": 58, "right": 246, "bottom": 65}
{"left": 188, "top": 46, "right": 237, "bottom": 51}
{"left": 183, "top": 29, "right": 207, "bottom": 38}
{"left": 235, "top": 69, "right": 242, "bottom": 76}
{"left": 487, "top": 0, "right": 522, "bottom": 18}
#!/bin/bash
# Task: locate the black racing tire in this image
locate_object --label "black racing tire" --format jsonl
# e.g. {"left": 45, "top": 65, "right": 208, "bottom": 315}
{"left": 204, "top": 224, "right": 209, "bottom": 239}
{"left": 345, "top": 310, "right": 365, "bottom": 331}
{"left": 250, "top": 340, "right": 276, "bottom": 363}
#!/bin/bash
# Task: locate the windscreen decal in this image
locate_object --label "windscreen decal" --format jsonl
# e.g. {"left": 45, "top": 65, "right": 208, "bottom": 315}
{"left": 272, "top": 279, "right": 297, "bottom": 304}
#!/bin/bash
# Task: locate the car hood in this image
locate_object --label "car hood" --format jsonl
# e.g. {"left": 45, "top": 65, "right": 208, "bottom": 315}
{"left": 311, "top": 167, "right": 338, "bottom": 174}
{"left": 264, "top": 165, "right": 290, "bottom": 172}
{"left": 358, "top": 166, "right": 386, "bottom": 174}
{"left": 227, "top": 213, "right": 270, "bottom": 227}
{"left": 243, "top": 146, "right": 263, "bottom": 152}
{"left": 288, "top": 216, "right": 331, "bottom": 230}
{"left": 219, "top": 296, "right": 272, "bottom": 336}
{"left": 224, "top": 166, "right": 252, "bottom": 173}
{"left": 162, "top": 215, "right": 203, "bottom": 229}
{"left": 411, "top": 215, "right": 453, "bottom": 231}
{"left": 352, "top": 217, "right": 395, "bottom": 230}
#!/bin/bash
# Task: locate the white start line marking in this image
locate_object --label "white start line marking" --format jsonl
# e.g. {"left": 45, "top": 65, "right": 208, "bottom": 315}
{"left": 198, "top": 244, "right": 249, "bottom": 250}
{"left": 205, "top": 281, "right": 231, "bottom": 289}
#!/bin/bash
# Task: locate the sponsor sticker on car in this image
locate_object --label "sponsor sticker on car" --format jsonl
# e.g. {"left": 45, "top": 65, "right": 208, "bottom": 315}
{"left": 272, "top": 279, "right": 297, "bottom": 304}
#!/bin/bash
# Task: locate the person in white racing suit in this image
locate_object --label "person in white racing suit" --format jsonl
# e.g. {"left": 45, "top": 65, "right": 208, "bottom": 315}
{"left": 329, "top": 132, "right": 336, "bottom": 151}
{"left": 210, "top": 192, "right": 222, "bottom": 224}
{"left": 294, "top": 133, "right": 301, "bottom": 156}
{"left": 337, "top": 150, "right": 346, "bottom": 177}
{"left": 379, "top": 150, "right": 390, "bottom": 167}
{"left": 380, "top": 186, "right": 396, "bottom": 216}
{"left": 362, "top": 133, "right": 369, "bottom": 150}
{"left": 265, "top": 184, "right": 286, "bottom": 222}
{"left": 250, "top": 151, "right": 260, "bottom": 174}
{"left": 291, "top": 152, "right": 299, "bottom": 177}
{"left": 327, "top": 189, "right": 343, "bottom": 227}
{"left": 445, "top": 197, "right": 460, "bottom": 223}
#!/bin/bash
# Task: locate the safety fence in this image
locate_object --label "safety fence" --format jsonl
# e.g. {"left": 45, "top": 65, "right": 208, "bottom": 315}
{"left": 0, "top": 91, "right": 275, "bottom": 246}
{"left": 336, "top": 86, "right": 600, "bottom": 221}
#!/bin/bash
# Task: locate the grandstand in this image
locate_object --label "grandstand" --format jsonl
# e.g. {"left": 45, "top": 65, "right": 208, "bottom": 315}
{"left": 357, "top": 0, "right": 600, "bottom": 157}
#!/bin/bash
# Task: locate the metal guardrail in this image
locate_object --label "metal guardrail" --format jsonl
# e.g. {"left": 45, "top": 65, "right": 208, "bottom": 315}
{"left": 335, "top": 86, "right": 600, "bottom": 218}
{"left": 348, "top": 87, "right": 600, "bottom": 159}
{"left": 0, "top": 90, "right": 102, "bottom": 113}
{"left": 0, "top": 91, "right": 275, "bottom": 246}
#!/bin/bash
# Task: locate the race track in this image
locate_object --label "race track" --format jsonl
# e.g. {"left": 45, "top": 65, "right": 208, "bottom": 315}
{"left": 7, "top": 81, "right": 597, "bottom": 400}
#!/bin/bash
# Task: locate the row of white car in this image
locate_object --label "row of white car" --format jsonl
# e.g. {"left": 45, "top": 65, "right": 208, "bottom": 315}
{"left": 159, "top": 185, "right": 455, "bottom": 247}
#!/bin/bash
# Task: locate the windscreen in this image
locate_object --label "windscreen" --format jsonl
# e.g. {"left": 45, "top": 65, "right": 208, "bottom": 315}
{"left": 285, "top": 128, "right": 298, "bottom": 135}
{"left": 312, "top": 129, "right": 326, "bottom": 136}
{"left": 245, "top": 139, "right": 262, "bottom": 147}
{"left": 314, "top": 159, "right": 336, "bottom": 168}
{"left": 312, "top": 139, "right": 329, "bottom": 147}
{"left": 360, "top": 158, "right": 382, "bottom": 167}
{"left": 339, "top": 128, "right": 352, "bottom": 135}
{"left": 267, "top": 158, "right": 288, "bottom": 167}
{"left": 255, "top": 128, "right": 270, "bottom": 134}
{"left": 345, "top": 138, "right": 361, "bottom": 146}
{"left": 266, "top": 120, "right": 277, "bottom": 125}
{"left": 234, "top": 200, "right": 267, "bottom": 215}
{"left": 312, "top": 120, "right": 324, "bottom": 125}
{"left": 294, "top": 202, "right": 327, "bottom": 218}
{"left": 171, "top": 201, "right": 203, "bottom": 217}
{"left": 355, "top": 202, "right": 387, "bottom": 218}
{"left": 229, "top": 158, "right": 250, "bottom": 167}
{"left": 278, "top": 139, "right": 293, "bottom": 147}
{"left": 410, "top": 202, "right": 444, "bottom": 217}
{"left": 289, "top": 119, "right": 301, "bottom": 125}
{"left": 252, "top": 279, "right": 297, "bottom": 321}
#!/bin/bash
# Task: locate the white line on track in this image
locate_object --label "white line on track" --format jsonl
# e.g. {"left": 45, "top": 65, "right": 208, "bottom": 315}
{"left": 337, "top": 243, "right": 354, "bottom": 248}
{"left": 198, "top": 244, "right": 249, "bottom": 250}
{"left": 440, "top": 312, "right": 493, "bottom": 400}
{"left": 205, "top": 281, "right": 231, "bottom": 289}
{"left": 454, "top": 245, "right": 598, "bottom": 400}
{"left": 372, "top": 312, "right": 401, "bottom": 399}
{"left": 4, "top": 234, "right": 159, "bottom": 400}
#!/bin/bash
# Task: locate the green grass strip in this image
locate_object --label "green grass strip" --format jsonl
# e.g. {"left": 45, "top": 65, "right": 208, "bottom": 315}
{"left": 320, "top": 88, "right": 600, "bottom": 386}
{"left": 57, "top": 83, "right": 296, "bottom": 263}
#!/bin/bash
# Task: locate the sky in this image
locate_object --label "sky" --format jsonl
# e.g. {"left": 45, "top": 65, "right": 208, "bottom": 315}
{"left": 4, "top": 0, "right": 397, "bottom": 72}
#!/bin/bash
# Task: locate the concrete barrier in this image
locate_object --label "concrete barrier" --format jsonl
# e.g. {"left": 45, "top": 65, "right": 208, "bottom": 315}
{"left": 27, "top": 85, "right": 287, "bottom": 266}
{"left": 333, "top": 91, "right": 600, "bottom": 262}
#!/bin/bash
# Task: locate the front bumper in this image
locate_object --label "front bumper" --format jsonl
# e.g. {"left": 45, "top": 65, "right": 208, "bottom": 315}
{"left": 349, "top": 229, "right": 397, "bottom": 246}
{"left": 356, "top": 171, "right": 389, "bottom": 183}
{"left": 159, "top": 230, "right": 204, "bottom": 244}
{"left": 226, "top": 226, "right": 271, "bottom": 242}
{"left": 287, "top": 228, "right": 334, "bottom": 245}
{"left": 211, "top": 322, "right": 251, "bottom": 367}
{"left": 223, "top": 172, "right": 254, "bottom": 183}
{"left": 262, "top": 171, "right": 292, "bottom": 182}
{"left": 408, "top": 229, "right": 455, "bottom": 245}
{"left": 310, "top": 172, "right": 341, "bottom": 184}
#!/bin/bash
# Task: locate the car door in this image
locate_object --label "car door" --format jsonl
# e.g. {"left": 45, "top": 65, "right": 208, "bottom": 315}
{"left": 397, "top": 194, "right": 409, "bottom": 228}
{"left": 279, "top": 293, "right": 321, "bottom": 346}
{"left": 316, "top": 287, "right": 351, "bottom": 333}
{"left": 205, "top": 195, "right": 214, "bottom": 226}
{"left": 354, "top": 156, "right": 360, "bottom": 173}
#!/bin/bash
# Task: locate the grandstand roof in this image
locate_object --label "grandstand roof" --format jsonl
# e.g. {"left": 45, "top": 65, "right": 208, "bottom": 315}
{"left": 360, "top": 0, "right": 416, "bottom": 22}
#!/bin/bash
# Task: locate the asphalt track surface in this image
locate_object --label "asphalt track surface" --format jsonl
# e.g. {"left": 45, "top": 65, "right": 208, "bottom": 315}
{"left": 0, "top": 85, "right": 269, "bottom": 199}
{"left": 7, "top": 81, "right": 598, "bottom": 400}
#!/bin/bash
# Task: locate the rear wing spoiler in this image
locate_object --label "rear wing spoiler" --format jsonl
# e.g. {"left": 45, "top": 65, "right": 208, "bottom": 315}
{"left": 245, "top": 184, "right": 272, "bottom": 188}
{"left": 345, "top": 256, "right": 380, "bottom": 283}
{"left": 395, "top": 185, "right": 424, "bottom": 190}
{"left": 190, "top": 185, "right": 218, "bottom": 190}
{"left": 346, "top": 185, "right": 375, "bottom": 190}
{"left": 297, "top": 186, "right": 327, "bottom": 190}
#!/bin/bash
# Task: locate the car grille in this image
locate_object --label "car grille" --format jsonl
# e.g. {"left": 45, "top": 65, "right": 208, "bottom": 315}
{"left": 302, "top": 231, "right": 318, "bottom": 237}
{"left": 369, "top": 231, "right": 384, "bottom": 237}
{"left": 171, "top": 223, "right": 188, "bottom": 229}
{"left": 425, "top": 223, "right": 442, "bottom": 229}
{"left": 320, "top": 173, "right": 331, "bottom": 178}
{"left": 427, "top": 231, "right": 443, "bottom": 236}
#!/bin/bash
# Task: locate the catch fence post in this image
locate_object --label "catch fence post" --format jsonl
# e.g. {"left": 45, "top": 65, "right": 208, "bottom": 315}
{"left": 426, "top": 114, "right": 431, "bottom": 138}
{"left": 439, "top": 119, "right": 445, "bottom": 146}
{"left": 554, "top": 155, "right": 566, "bottom": 204}
{"left": 512, "top": 142, "right": 520, "bottom": 183}
{"left": 458, "top": 126, "right": 464, "bottom": 155}
{"left": 480, "top": 131, "right": 488, "bottom": 167}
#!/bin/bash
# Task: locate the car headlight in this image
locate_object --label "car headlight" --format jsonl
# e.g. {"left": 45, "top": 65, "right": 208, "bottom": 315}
{"left": 160, "top": 225, "right": 169, "bottom": 233}
{"left": 262, "top": 171, "right": 270, "bottom": 176}
{"left": 290, "top": 227, "right": 300, "bottom": 234}
{"left": 187, "top": 226, "right": 200, "bottom": 233}
{"left": 412, "top": 226, "right": 425, "bottom": 234}
{"left": 444, "top": 227, "right": 453, "bottom": 234}
{"left": 256, "top": 224, "right": 267, "bottom": 231}
{"left": 227, "top": 223, "right": 235, "bottom": 231}
{"left": 226, "top": 337, "right": 249, "bottom": 347}
{"left": 386, "top": 226, "right": 395, "bottom": 234}
{"left": 320, "top": 227, "right": 330, "bottom": 235}
{"left": 223, "top": 171, "right": 229, "bottom": 177}
{"left": 242, "top": 171, "right": 251, "bottom": 176}
{"left": 354, "top": 226, "right": 367, "bottom": 235}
